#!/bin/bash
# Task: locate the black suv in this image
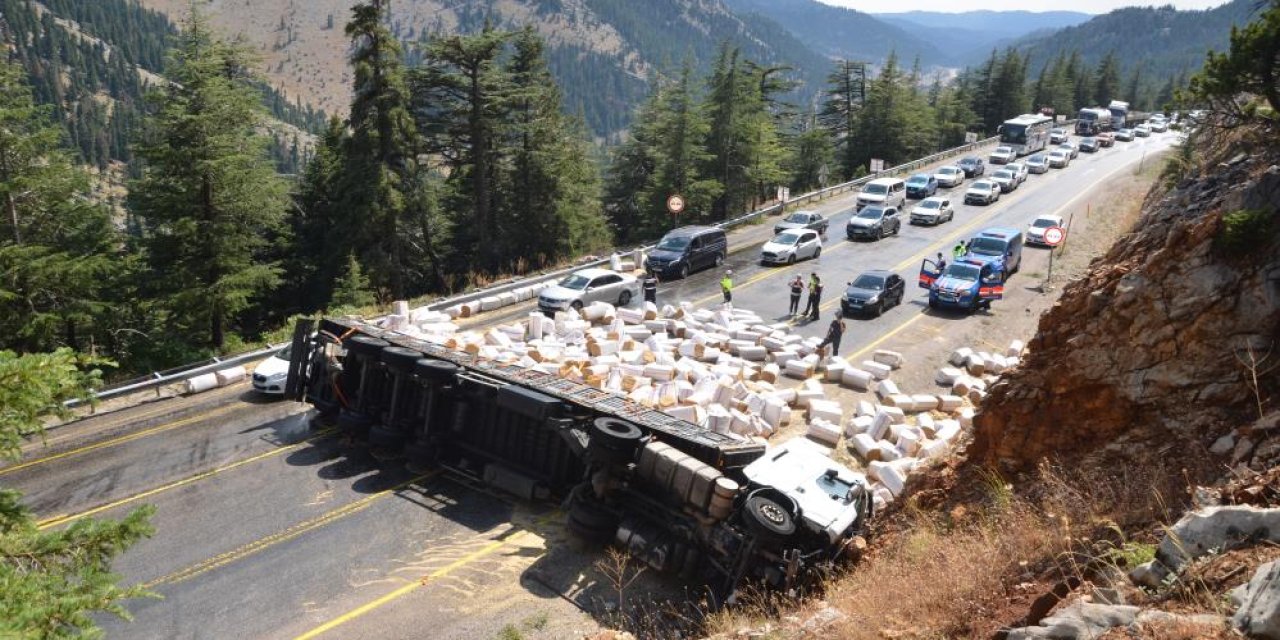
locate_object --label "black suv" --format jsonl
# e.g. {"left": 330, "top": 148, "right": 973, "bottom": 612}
{"left": 957, "top": 156, "right": 985, "bottom": 178}
{"left": 644, "top": 226, "right": 728, "bottom": 279}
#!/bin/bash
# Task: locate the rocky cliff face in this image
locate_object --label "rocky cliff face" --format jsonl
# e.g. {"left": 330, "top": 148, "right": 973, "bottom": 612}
{"left": 973, "top": 144, "right": 1280, "bottom": 469}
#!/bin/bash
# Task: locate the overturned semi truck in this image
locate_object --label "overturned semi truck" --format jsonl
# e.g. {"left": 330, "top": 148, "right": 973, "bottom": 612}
{"left": 284, "top": 316, "right": 874, "bottom": 598}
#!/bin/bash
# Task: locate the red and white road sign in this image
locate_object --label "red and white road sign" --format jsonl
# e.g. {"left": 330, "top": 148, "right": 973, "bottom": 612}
{"left": 666, "top": 194, "right": 685, "bottom": 214}
{"left": 1043, "top": 226, "right": 1066, "bottom": 246}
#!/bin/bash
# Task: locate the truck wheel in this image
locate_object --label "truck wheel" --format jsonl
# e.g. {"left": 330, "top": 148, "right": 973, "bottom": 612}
{"left": 567, "top": 496, "right": 618, "bottom": 545}
{"left": 744, "top": 493, "right": 796, "bottom": 541}
{"left": 591, "top": 417, "right": 644, "bottom": 451}
{"left": 347, "top": 335, "right": 390, "bottom": 359}
{"left": 368, "top": 423, "right": 408, "bottom": 450}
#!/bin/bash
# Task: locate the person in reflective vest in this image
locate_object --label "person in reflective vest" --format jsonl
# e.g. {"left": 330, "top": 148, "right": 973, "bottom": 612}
{"left": 805, "top": 273, "right": 823, "bottom": 321}
{"left": 643, "top": 273, "right": 658, "bottom": 304}
{"left": 952, "top": 241, "right": 967, "bottom": 259}
{"left": 720, "top": 270, "right": 733, "bottom": 303}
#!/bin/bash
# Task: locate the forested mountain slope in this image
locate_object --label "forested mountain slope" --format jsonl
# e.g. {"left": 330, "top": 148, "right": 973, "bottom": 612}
{"left": 723, "top": 0, "right": 943, "bottom": 65}
{"left": 0, "top": 0, "right": 325, "bottom": 175}
{"left": 1011, "top": 0, "right": 1259, "bottom": 85}
{"left": 136, "top": 0, "right": 835, "bottom": 138}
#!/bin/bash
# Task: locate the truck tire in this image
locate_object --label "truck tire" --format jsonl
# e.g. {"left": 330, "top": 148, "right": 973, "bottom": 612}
{"left": 368, "top": 423, "right": 409, "bottom": 450}
{"left": 381, "top": 346, "right": 423, "bottom": 372}
{"left": 337, "top": 410, "right": 374, "bottom": 438}
{"left": 591, "top": 417, "right": 644, "bottom": 452}
{"left": 414, "top": 358, "right": 459, "bottom": 382}
{"left": 347, "top": 335, "right": 390, "bottom": 358}
{"left": 743, "top": 493, "right": 797, "bottom": 541}
{"left": 567, "top": 496, "right": 618, "bottom": 545}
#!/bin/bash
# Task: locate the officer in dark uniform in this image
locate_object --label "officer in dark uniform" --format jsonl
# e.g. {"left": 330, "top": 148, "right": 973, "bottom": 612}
{"left": 642, "top": 272, "right": 658, "bottom": 305}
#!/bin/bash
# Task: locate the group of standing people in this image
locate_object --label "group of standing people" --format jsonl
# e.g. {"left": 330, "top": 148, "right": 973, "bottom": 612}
{"left": 787, "top": 273, "right": 824, "bottom": 321}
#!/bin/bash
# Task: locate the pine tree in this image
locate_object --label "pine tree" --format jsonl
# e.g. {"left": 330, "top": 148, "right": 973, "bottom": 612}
{"left": 648, "top": 62, "right": 721, "bottom": 227}
{"left": 129, "top": 10, "right": 288, "bottom": 350}
{"left": 0, "top": 55, "right": 127, "bottom": 355}
{"left": 290, "top": 117, "right": 350, "bottom": 311}
{"left": 1094, "top": 52, "right": 1122, "bottom": 106}
{"left": 412, "top": 27, "right": 510, "bottom": 275}
{"left": 0, "top": 348, "right": 155, "bottom": 637}
{"left": 786, "top": 118, "right": 835, "bottom": 193}
{"left": 341, "top": 0, "right": 434, "bottom": 298}
{"left": 819, "top": 60, "right": 866, "bottom": 180}
{"left": 329, "top": 252, "right": 376, "bottom": 310}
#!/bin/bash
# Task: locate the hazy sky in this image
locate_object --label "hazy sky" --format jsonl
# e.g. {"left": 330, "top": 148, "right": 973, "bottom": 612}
{"left": 821, "top": 0, "right": 1230, "bottom": 13}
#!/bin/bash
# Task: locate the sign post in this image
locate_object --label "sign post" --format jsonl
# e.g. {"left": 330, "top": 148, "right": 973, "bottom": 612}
{"left": 869, "top": 158, "right": 884, "bottom": 173}
{"left": 666, "top": 194, "right": 685, "bottom": 227}
{"left": 1042, "top": 225, "right": 1066, "bottom": 289}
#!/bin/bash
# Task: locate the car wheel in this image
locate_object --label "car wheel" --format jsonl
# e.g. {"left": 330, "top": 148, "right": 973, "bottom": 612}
{"left": 814, "top": 246, "right": 821, "bottom": 259}
{"left": 873, "top": 300, "right": 884, "bottom": 317}
{"left": 787, "top": 253, "right": 796, "bottom": 265}
{"left": 894, "top": 221, "right": 901, "bottom": 236}
{"left": 617, "top": 290, "right": 632, "bottom": 306}
{"left": 678, "top": 263, "right": 689, "bottom": 279}
{"left": 571, "top": 300, "right": 584, "bottom": 312}
{"left": 878, "top": 226, "right": 886, "bottom": 240}
{"left": 714, "top": 253, "right": 724, "bottom": 267}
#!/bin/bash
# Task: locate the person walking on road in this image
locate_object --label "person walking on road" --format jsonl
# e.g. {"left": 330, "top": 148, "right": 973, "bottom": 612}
{"left": 788, "top": 275, "right": 804, "bottom": 316}
{"left": 817, "top": 313, "right": 846, "bottom": 357}
{"left": 642, "top": 272, "right": 658, "bottom": 305}
{"left": 720, "top": 270, "right": 733, "bottom": 304}
{"left": 804, "top": 273, "right": 823, "bottom": 321}
{"left": 952, "top": 241, "right": 966, "bottom": 260}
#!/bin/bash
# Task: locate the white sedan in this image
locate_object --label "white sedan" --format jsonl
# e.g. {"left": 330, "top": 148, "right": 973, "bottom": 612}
{"left": 989, "top": 146, "right": 1016, "bottom": 164}
{"left": 761, "top": 229, "right": 822, "bottom": 265}
{"left": 934, "top": 165, "right": 965, "bottom": 188}
{"left": 252, "top": 346, "right": 292, "bottom": 395}
{"left": 538, "top": 268, "right": 640, "bottom": 313}
{"left": 910, "top": 196, "right": 955, "bottom": 226}
{"left": 1027, "top": 214, "right": 1065, "bottom": 246}
{"left": 1047, "top": 149, "right": 1071, "bottom": 168}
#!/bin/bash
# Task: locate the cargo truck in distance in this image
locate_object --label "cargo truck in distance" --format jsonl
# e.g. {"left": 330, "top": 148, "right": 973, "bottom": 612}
{"left": 283, "top": 317, "right": 874, "bottom": 601}
{"left": 1107, "top": 100, "right": 1149, "bottom": 131}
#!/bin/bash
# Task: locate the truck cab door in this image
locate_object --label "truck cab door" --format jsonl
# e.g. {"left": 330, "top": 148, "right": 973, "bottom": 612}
{"left": 918, "top": 259, "right": 942, "bottom": 289}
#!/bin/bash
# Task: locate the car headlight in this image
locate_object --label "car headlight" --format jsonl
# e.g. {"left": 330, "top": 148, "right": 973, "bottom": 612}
{"left": 866, "top": 295, "right": 880, "bottom": 303}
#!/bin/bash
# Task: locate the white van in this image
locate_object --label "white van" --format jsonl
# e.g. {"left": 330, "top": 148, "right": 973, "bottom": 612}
{"left": 856, "top": 177, "right": 906, "bottom": 210}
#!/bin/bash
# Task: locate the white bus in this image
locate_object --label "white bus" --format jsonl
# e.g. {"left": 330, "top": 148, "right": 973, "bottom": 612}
{"left": 998, "top": 113, "right": 1054, "bottom": 156}
{"left": 1075, "top": 107, "right": 1112, "bottom": 136}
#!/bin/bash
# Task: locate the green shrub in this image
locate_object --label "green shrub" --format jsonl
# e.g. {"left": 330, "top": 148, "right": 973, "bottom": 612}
{"left": 1216, "top": 208, "right": 1276, "bottom": 253}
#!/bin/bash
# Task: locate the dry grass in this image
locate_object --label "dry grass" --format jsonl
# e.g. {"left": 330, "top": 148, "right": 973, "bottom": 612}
{"left": 706, "top": 460, "right": 1194, "bottom": 640}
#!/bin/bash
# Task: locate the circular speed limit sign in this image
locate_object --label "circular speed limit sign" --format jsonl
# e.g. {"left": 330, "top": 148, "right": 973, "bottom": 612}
{"left": 666, "top": 194, "right": 685, "bottom": 214}
{"left": 1043, "top": 226, "right": 1066, "bottom": 246}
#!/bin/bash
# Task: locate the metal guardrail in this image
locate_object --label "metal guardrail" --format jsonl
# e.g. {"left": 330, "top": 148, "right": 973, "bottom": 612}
{"left": 74, "top": 134, "right": 1005, "bottom": 408}
{"left": 418, "top": 135, "right": 1002, "bottom": 315}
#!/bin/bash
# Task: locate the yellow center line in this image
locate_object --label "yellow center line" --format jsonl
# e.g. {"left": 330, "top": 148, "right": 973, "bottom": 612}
{"left": 2, "top": 403, "right": 244, "bottom": 477}
{"left": 292, "top": 514, "right": 559, "bottom": 640}
{"left": 143, "top": 469, "right": 440, "bottom": 589}
{"left": 36, "top": 427, "right": 337, "bottom": 530}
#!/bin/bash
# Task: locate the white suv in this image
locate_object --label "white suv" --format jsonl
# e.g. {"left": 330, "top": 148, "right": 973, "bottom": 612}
{"left": 856, "top": 177, "right": 906, "bottom": 210}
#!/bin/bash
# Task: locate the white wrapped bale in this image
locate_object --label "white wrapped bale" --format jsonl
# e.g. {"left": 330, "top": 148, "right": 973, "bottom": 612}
{"left": 807, "top": 399, "right": 843, "bottom": 426}
{"left": 846, "top": 415, "right": 875, "bottom": 437}
{"left": 852, "top": 433, "right": 879, "bottom": 458}
{"left": 958, "top": 407, "right": 975, "bottom": 428}
{"left": 881, "top": 406, "right": 906, "bottom": 424}
{"left": 785, "top": 359, "right": 815, "bottom": 379}
{"left": 916, "top": 413, "right": 937, "bottom": 436}
{"left": 920, "top": 438, "right": 950, "bottom": 458}
{"left": 896, "top": 429, "right": 922, "bottom": 455}
{"left": 873, "top": 484, "right": 895, "bottom": 509}
{"left": 869, "top": 461, "right": 907, "bottom": 496}
{"left": 807, "top": 419, "right": 842, "bottom": 446}
{"left": 1006, "top": 339, "right": 1025, "bottom": 358}
{"left": 868, "top": 411, "right": 892, "bottom": 440}
{"left": 935, "top": 367, "right": 965, "bottom": 386}
{"left": 214, "top": 365, "right": 246, "bottom": 386}
{"left": 938, "top": 394, "right": 965, "bottom": 412}
{"left": 872, "top": 349, "right": 904, "bottom": 369}
{"left": 967, "top": 388, "right": 986, "bottom": 404}
{"left": 773, "top": 350, "right": 800, "bottom": 368}
{"left": 934, "top": 419, "right": 962, "bottom": 442}
{"left": 643, "top": 301, "right": 659, "bottom": 320}
{"left": 949, "top": 347, "right": 974, "bottom": 367}
{"left": 445, "top": 304, "right": 464, "bottom": 319}
{"left": 911, "top": 394, "right": 940, "bottom": 412}
{"left": 185, "top": 372, "right": 219, "bottom": 394}
{"left": 861, "top": 360, "right": 893, "bottom": 380}
{"left": 707, "top": 405, "right": 732, "bottom": 434}
{"left": 795, "top": 380, "right": 824, "bottom": 406}
{"left": 857, "top": 400, "right": 877, "bottom": 418}
{"left": 875, "top": 441, "right": 903, "bottom": 462}
{"left": 738, "top": 345, "right": 768, "bottom": 361}
{"left": 876, "top": 379, "right": 901, "bottom": 399}
{"left": 824, "top": 358, "right": 848, "bottom": 382}
{"left": 478, "top": 295, "right": 504, "bottom": 312}
{"left": 759, "top": 362, "right": 780, "bottom": 383}
{"left": 965, "top": 354, "right": 986, "bottom": 376}
{"left": 841, "top": 367, "right": 874, "bottom": 391}
{"left": 609, "top": 253, "right": 623, "bottom": 271}
{"left": 883, "top": 394, "right": 915, "bottom": 412}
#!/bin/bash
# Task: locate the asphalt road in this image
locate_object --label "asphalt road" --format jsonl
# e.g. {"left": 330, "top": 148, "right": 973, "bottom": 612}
{"left": 0, "top": 131, "right": 1175, "bottom": 640}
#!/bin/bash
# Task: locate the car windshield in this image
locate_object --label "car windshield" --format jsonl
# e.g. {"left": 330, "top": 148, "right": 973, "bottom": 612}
{"left": 919, "top": 200, "right": 940, "bottom": 209}
{"left": 864, "top": 184, "right": 888, "bottom": 194}
{"left": 1008, "top": 163, "right": 1023, "bottom": 171}
{"left": 277, "top": 345, "right": 292, "bottom": 360}
{"left": 944, "top": 263, "right": 981, "bottom": 281}
{"left": 655, "top": 236, "right": 690, "bottom": 252}
{"left": 558, "top": 274, "right": 591, "bottom": 290}
{"left": 851, "top": 274, "right": 885, "bottom": 290}
{"left": 783, "top": 213, "right": 811, "bottom": 223}
{"left": 996, "top": 147, "right": 1012, "bottom": 154}
{"left": 1029, "top": 155, "right": 1045, "bottom": 163}
{"left": 857, "top": 208, "right": 884, "bottom": 220}
{"left": 994, "top": 171, "right": 1014, "bottom": 179}
{"left": 939, "top": 167, "right": 958, "bottom": 175}
{"left": 1050, "top": 151, "right": 1065, "bottom": 158}
{"left": 907, "top": 175, "right": 928, "bottom": 185}
{"left": 970, "top": 237, "right": 1007, "bottom": 256}
{"left": 972, "top": 181, "right": 993, "bottom": 190}
{"left": 1032, "top": 218, "right": 1058, "bottom": 229}
{"left": 773, "top": 232, "right": 801, "bottom": 245}
{"left": 960, "top": 158, "right": 977, "bottom": 166}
